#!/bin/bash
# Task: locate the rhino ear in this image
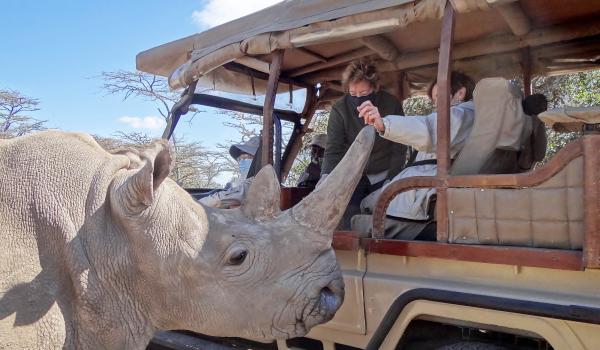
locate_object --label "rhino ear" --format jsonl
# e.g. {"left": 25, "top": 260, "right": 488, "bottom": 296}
{"left": 123, "top": 141, "right": 172, "bottom": 208}
{"left": 241, "top": 165, "right": 281, "bottom": 220}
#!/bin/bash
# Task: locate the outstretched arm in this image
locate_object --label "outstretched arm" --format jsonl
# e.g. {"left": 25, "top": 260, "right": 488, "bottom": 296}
{"left": 359, "top": 101, "right": 472, "bottom": 153}
{"left": 358, "top": 100, "right": 434, "bottom": 151}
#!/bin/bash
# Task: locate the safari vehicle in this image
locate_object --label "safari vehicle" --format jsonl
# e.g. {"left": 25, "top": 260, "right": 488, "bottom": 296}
{"left": 137, "top": 0, "right": 600, "bottom": 349}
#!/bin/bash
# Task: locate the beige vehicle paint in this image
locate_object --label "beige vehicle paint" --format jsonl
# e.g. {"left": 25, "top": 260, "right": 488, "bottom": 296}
{"left": 305, "top": 251, "right": 600, "bottom": 349}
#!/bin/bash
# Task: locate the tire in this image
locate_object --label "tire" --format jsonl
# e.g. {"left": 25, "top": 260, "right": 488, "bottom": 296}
{"left": 435, "top": 342, "right": 509, "bottom": 350}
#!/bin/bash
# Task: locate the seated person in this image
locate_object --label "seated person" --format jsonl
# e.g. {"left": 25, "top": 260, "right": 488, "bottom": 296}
{"left": 297, "top": 134, "right": 327, "bottom": 188}
{"left": 355, "top": 72, "right": 476, "bottom": 240}
{"left": 321, "top": 58, "right": 407, "bottom": 230}
{"left": 199, "top": 136, "right": 260, "bottom": 208}
{"left": 518, "top": 93, "right": 548, "bottom": 171}
{"left": 475, "top": 92, "right": 549, "bottom": 175}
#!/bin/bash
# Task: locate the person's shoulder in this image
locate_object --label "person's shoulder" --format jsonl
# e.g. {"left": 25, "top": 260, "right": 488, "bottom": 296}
{"left": 454, "top": 100, "right": 475, "bottom": 112}
{"left": 449, "top": 100, "right": 476, "bottom": 118}
{"left": 331, "top": 96, "right": 347, "bottom": 110}
{"left": 463, "top": 100, "right": 475, "bottom": 109}
{"left": 330, "top": 96, "right": 348, "bottom": 116}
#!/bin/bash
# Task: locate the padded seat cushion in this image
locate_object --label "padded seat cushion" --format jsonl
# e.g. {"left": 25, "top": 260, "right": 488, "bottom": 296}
{"left": 448, "top": 157, "right": 584, "bottom": 249}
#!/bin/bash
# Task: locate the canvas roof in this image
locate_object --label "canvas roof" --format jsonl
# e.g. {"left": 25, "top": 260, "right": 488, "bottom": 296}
{"left": 137, "top": 0, "right": 600, "bottom": 101}
{"left": 137, "top": 0, "right": 415, "bottom": 79}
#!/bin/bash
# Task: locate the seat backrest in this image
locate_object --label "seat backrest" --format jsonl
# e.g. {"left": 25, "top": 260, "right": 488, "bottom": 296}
{"left": 450, "top": 78, "right": 531, "bottom": 176}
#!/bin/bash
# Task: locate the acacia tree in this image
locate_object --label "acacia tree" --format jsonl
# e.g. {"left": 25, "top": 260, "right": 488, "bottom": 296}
{"left": 221, "top": 110, "right": 263, "bottom": 142}
{"left": 100, "top": 70, "right": 182, "bottom": 120}
{"left": 94, "top": 131, "right": 222, "bottom": 188}
{"left": 0, "top": 89, "right": 45, "bottom": 138}
{"left": 533, "top": 70, "right": 600, "bottom": 161}
{"left": 170, "top": 135, "right": 224, "bottom": 188}
{"left": 99, "top": 71, "right": 223, "bottom": 187}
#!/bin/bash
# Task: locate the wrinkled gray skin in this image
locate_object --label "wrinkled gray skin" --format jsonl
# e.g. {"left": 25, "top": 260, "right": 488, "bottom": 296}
{"left": 0, "top": 127, "right": 375, "bottom": 349}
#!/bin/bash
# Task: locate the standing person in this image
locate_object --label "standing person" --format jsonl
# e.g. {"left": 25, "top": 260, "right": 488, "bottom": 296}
{"left": 321, "top": 59, "right": 407, "bottom": 229}
{"left": 297, "top": 134, "right": 327, "bottom": 188}
{"left": 358, "top": 72, "right": 476, "bottom": 239}
{"left": 227, "top": 136, "right": 260, "bottom": 185}
{"left": 199, "top": 136, "right": 260, "bottom": 208}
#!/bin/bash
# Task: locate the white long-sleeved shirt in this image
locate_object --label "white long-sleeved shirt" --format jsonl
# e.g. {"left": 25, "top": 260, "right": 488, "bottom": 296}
{"left": 362, "top": 101, "right": 476, "bottom": 220}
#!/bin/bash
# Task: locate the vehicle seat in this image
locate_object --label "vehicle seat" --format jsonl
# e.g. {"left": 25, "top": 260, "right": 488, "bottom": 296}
{"left": 447, "top": 154, "right": 584, "bottom": 249}
{"left": 450, "top": 77, "right": 533, "bottom": 176}
{"left": 447, "top": 107, "right": 600, "bottom": 250}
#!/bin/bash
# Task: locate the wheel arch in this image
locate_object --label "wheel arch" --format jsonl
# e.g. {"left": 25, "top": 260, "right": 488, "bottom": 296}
{"left": 366, "top": 288, "right": 600, "bottom": 350}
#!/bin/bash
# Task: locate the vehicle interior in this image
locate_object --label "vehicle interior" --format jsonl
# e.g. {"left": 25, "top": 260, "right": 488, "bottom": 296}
{"left": 137, "top": 0, "right": 600, "bottom": 271}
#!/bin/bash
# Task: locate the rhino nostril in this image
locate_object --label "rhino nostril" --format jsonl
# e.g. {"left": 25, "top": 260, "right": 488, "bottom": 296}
{"left": 321, "top": 286, "right": 333, "bottom": 296}
{"left": 319, "top": 284, "right": 343, "bottom": 313}
{"left": 319, "top": 287, "right": 335, "bottom": 308}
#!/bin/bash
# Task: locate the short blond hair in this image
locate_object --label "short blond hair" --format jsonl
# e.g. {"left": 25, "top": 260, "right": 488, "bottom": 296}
{"left": 341, "top": 59, "right": 380, "bottom": 91}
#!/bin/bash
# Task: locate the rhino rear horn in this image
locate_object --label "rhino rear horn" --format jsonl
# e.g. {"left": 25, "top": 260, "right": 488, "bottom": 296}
{"left": 290, "top": 126, "right": 375, "bottom": 237}
{"left": 242, "top": 165, "right": 281, "bottom": 220}
{"left": 122, "top": 141, "right": 172, "bottom": 208}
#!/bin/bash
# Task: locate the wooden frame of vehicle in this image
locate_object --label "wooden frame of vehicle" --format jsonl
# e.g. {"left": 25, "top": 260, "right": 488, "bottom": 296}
{"left": 138, "top": 0, "right": 600, "bottom": 349}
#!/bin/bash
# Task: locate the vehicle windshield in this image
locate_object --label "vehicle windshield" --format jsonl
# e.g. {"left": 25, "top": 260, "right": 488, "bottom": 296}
{"left": 170, "top": 88, "right": 307, "bottom": 188}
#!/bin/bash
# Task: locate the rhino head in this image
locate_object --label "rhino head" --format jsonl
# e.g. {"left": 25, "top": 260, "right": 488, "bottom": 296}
{"left": 107, "top": 126, "right": 375, "bottom": 343}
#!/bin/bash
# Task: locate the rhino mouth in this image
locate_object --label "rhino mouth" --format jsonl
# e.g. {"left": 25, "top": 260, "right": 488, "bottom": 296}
{"left": 269, "top": 276, "right": 344, "bottom": 339}
{"left": 298, "top": 277, "right": 345, "bottom": 334}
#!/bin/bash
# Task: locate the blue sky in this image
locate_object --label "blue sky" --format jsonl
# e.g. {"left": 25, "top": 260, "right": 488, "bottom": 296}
{"left": 1, "top": 0, "right": 285, "bottom": 148}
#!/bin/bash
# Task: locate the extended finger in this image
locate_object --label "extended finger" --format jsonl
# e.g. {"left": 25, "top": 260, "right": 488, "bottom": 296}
{"left": 357, "top": 100, "right": 374, "bottom": 111}
{"left": 370, "top": 107, "right": 380, "bottom": 118}
{"left": 358, "top": 105, "right": 374, "bottom": 118}
{"left": 365, "top": 109, "right": 379, "bottom": 122}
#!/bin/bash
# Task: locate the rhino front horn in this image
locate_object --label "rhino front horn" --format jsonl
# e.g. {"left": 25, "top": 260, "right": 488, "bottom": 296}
{"left": 290, "top": 126, "right": 375, "bottom": 237}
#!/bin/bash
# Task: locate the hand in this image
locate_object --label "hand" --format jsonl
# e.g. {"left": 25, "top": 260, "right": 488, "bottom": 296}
{"left": 357, "top": 101, "right": 385, "bottom": 133}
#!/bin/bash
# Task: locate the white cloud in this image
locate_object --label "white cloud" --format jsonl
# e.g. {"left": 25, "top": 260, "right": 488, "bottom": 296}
{"left": 192, "top": 0, "right": 282, "bottom": 29}
{"left": 118, "top": 116, "right": 165, "bottom": 130}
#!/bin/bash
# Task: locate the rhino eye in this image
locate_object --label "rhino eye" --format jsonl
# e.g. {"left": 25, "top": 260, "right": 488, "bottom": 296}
{"left": 227, "top": 250, "right": 248, "bottom": 266}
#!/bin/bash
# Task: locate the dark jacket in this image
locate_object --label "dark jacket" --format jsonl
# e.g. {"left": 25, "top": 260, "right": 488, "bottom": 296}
{"left": 321, "top": 90, "right": 407, "bottom": 179}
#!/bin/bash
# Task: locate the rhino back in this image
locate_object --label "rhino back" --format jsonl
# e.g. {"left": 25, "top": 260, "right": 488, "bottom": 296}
{"left": 0, "top": 131, "right": 130, "bottom": 348}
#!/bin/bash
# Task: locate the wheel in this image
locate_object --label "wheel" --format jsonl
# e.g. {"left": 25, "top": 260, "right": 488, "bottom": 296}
{"left": 435, "top": 342, "right": 509, "bottom": 350}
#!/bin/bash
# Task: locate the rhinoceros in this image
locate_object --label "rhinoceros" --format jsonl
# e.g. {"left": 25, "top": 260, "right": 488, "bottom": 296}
{"left": 0, "top": 126, "right": 375, "bottom": 349}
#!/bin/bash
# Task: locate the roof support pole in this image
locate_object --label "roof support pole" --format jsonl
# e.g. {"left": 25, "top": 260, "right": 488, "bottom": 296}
{"left": 281, "top": 86, "right": 319, "bottom": 180}
{"left": 435, "top": 1, "right": 456, "bottom": 243}
{"left": 262, "top": 50, "right": 285, "bottom": 168}
{"left": 387, "top": 70, "right": 405, "bottom": 110}
{"left": 521, "top": 47, "right": 532, "bottom": 96}
{"left": 583, "top": 135, "right": 600, "bottom": 268}
{"left": 161, "top": 80, "right": 198, "bottom": 140}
